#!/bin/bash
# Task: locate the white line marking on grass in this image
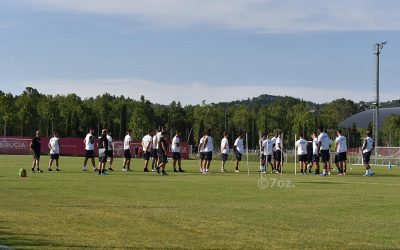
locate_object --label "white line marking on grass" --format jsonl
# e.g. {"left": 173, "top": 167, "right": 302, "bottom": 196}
{"left": 299, "top": 179, "right": 400, "bottom": 186}
{"left": 338, "top": 181, "right": 400, "bottom": 186}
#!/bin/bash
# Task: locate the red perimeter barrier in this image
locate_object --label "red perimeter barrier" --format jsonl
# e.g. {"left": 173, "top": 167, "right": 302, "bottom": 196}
{"left": 0, "top": 136, "right": 189, "bottom": 159}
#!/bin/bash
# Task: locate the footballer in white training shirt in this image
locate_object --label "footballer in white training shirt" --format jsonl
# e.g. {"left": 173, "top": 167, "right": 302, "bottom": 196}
{"left": 295, "top": 132, "right": 308, "bottom": 174}
{"left": 106, "top": 131, "right": 114, "bottom": 171}
{"left": 142, "top": 129, "right": 153, "bottom": 172}
{"left": 259, "top": 134, "right": 267, "bottom": 173}
{"left": 82, "top": 128, "right": 96, "bottom": 171}
{"left": 317, "top": 126, "right": 332, "bottom": 176}
{"left": 233, "top": 132, "right": 244, "bottom": 173}
{"left": 362, "top": 131, "right": 375, "bottom": 176}
{"left": 220, "top": 131, "right": 229, "bottom": 172}
{"left": 274, "top": 131, "right": 283, "bottom": 173}
{"left": 172, "top": 130, "right": 185, "bottom": 172}
{"left": 151, "top": 128, "right": 158, "bottom": 171}
{"left": 270, "top": 136, "right": 277, "bottom": 173}
{"left": 48, "top": 131, "right": 61, "bottom": 171}
{"left": 203, "top": 128, "right": 214, "bottom": 174}
{"left": 335, "top": 129, "right": 347, "bottom": 175}
{"left": 198, "top": 131, "right": 206, "bottom": 172}
{"left": 262, "top": 133, "right": 274, "bottom": 173}
{"left": 122, "top": 129, "right": 133, "bottom": 171}
{"left": 311, "top": 132, "right": 320, "bottom": 174}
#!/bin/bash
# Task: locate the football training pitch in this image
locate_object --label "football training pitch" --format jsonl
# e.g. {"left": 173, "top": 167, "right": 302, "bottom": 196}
{"left": 1, "top": 155, "right": 399, "bottom": 249}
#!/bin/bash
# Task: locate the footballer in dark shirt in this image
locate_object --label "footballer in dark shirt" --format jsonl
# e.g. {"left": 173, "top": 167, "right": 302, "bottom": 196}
{"left": 30, "top": 130, "right": 43, "bottom": 173}
{"left": 97, "top": 129, "right": 109, "bottom": 175}
{"left": 157, "top": 130, "right": 169, "bottom": 175}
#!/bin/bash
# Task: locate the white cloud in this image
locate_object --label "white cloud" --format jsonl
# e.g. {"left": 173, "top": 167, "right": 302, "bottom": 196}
{"left": 20, "top": 78, "right": 391, "bottom": 105}
{"left": 17, "top": 0, "right": 400, "bottom": 32}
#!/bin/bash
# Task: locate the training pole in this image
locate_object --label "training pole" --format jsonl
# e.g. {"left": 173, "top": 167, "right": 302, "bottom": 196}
{"left": 266, "top": 134, "right": 269, "bottom": 174}
{"left": 294, "top": 133, "right": 297, "bottom": 175}
{"left": 280, "top": 132, "right": 283, "bottom": 174}
{"left": 246, "top": 133, "right": 249, "bottom": 176}
{"left": 259, "top": 131, "right": 263, "bottom": 178}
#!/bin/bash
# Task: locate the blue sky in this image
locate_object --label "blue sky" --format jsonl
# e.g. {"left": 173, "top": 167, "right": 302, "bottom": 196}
{"left": 0, "top": 0, "right": 399, "bottom": 105}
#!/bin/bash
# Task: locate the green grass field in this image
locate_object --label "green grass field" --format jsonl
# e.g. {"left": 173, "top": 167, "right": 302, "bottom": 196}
{"left": 1, "top": 155, "right": 400, "bottom": 249}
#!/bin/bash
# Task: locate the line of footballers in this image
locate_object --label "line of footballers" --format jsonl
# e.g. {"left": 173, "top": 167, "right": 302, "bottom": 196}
{"left": 82, "top": 127, "right": 185, "bottom": 175}
{"left": 197, "top": 129, "right": 283, "bottom": 174}
{"left": 30, "top": 127, "right": 185, "bottom": 176}
{"left": 30, "top": 125, "right": 376, "bottom": 176}
{"left": 291, "top": 126, "right": 375, "bottom": 176}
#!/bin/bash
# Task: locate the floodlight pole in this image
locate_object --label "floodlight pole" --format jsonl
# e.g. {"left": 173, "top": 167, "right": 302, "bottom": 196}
{"left": 374, "top": 42, "right": 386, "bottom": 151}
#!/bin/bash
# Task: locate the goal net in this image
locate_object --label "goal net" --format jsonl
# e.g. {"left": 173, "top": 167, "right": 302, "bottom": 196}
{"left": 347, "top": 146, "right": 400, "bottom": 166}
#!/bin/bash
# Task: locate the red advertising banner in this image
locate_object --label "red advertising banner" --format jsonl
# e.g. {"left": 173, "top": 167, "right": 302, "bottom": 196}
{"left": 0, "top": 137, "right": 32, "bottom": 155}
{"left": 0, "top": 136, "right": 189, "bottom": 159}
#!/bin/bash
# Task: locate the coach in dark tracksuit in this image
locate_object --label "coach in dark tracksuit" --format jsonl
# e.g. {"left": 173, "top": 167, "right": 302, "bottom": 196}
{"left": 30, "top": 130, "right": 43, "bottom": 173}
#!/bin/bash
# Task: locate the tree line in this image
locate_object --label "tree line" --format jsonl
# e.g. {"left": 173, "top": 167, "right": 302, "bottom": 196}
{"left": 1, "top": 87, "right": 399, "bottom": 149}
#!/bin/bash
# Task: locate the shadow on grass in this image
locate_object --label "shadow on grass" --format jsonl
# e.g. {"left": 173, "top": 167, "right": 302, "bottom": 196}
{"left": 0, "top": 226, "right": 132, "bottom": 249}
{"left": 0, "top": 204, "right": 176, "bottom": 209}
{"left": 298, "top": 181, "right": 347, "bottom": 185}
{"left": 0, "top": 226, "right": 60, "bottom": 249}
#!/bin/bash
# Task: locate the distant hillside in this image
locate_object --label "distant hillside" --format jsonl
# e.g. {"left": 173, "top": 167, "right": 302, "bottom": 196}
{"left": 213, "top": 94, "right": 320, "bottom": 110}
{"left": 212, "top": 94, "right": 399, "bottom": 113}
{"left": 381, "top": 99, "right": 400, "bottom": 108}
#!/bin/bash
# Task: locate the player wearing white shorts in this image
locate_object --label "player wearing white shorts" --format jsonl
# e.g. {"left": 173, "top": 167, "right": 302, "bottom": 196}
{"left": 97, "top": 129, "right": 108, "bottom": 175}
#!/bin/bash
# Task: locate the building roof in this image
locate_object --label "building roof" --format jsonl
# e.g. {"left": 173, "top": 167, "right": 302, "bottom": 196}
{"left": 339, "top": 107, "right": 400, "bottom": 129}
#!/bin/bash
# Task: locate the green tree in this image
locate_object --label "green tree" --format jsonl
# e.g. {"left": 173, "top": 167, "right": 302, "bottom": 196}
{"left": 348, "top": 123, "right": 362, "bottom": 148}
{"left": 381, "top": 115, "right": 400, "bottom": 147}
{"left": 193, "top": 102, "right": 222, "bottom": 146}
{"left": 167, "top": 101, "right": 186, "bottom": 136}
{"left": 119, "top": 102, "right": 128, "bottom": 139}
{"left": 0, "top": 92, "right": 16, "bottom": 136}
{"left": 291, "top": 103, "right": 314, "bottom": 140}
{"left": 256, "top": 106, "right": 270, "bottom": 134}
{"left": 320, "top": 99, "right": 358, "bottom": 130}
{"left": 128, "top": 95, "right": 155, "bottom": 138}
{"left": 15, "top": 87, "right": 41, "bottom": 136}
{"left": 56, "top": 93, "right": 85, "bottom": 137}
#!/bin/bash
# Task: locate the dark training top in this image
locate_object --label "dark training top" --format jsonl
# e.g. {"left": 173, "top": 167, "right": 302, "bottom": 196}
{"left": 158, "top": 135, "right": 167, "bottom": 154}
{"left": 31, "top": 137, "right": 41, "bottom": 153}
{"left": 98, "top": 134, "right": 108, "bottom": 150}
